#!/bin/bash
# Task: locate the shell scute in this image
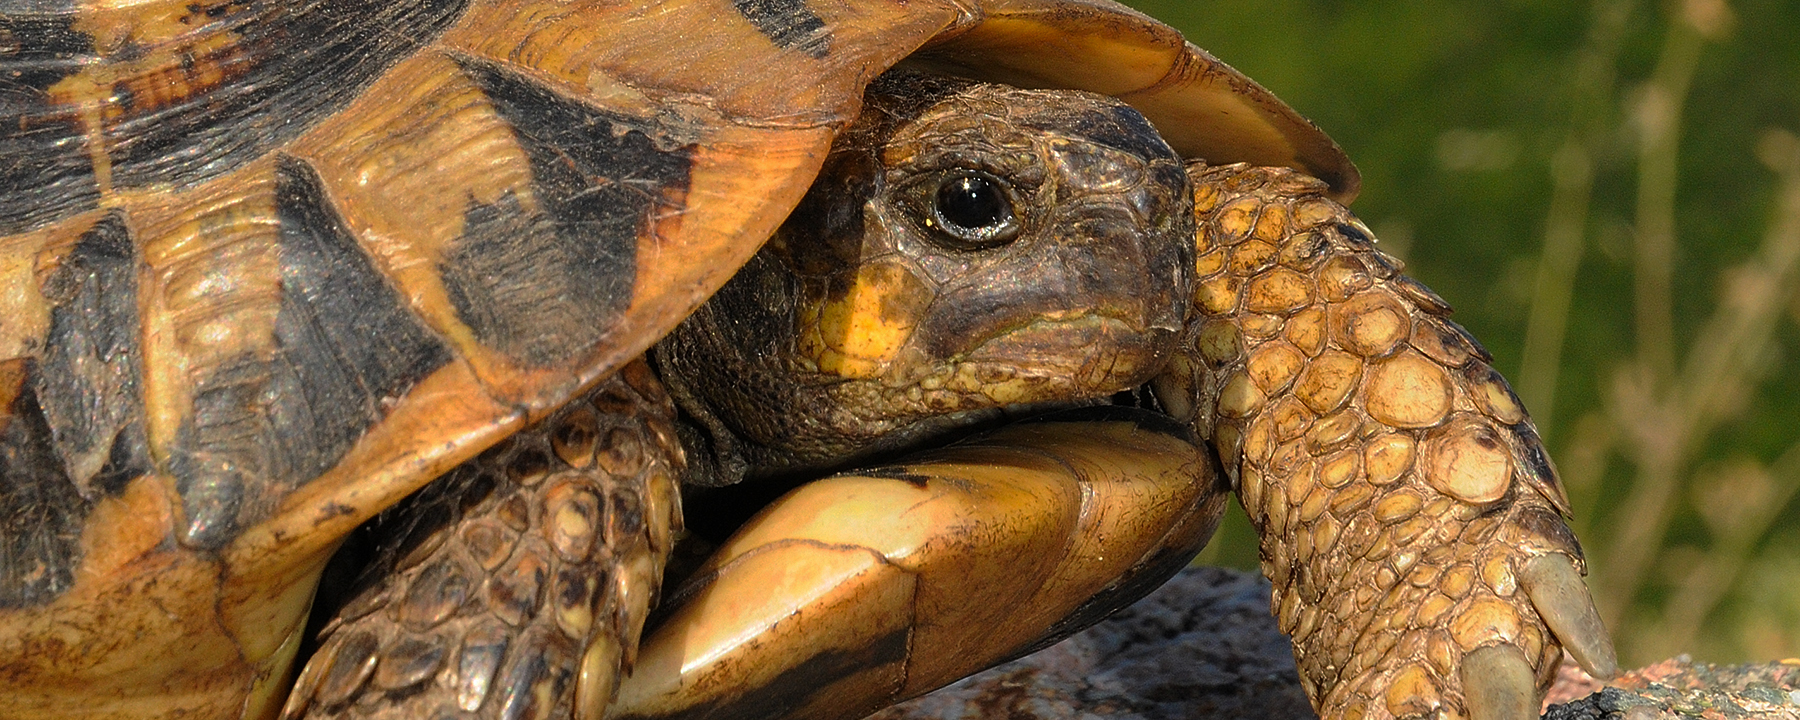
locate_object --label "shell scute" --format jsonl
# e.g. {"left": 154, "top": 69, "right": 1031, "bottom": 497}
{"left": 438, "top": 54, "right": 689, "bottom": 369}
{"left": 157, "top": 156, "right": 455, "bottom": 549}
{"left": 0, "top": 0, "right": 475, "bottom": 235}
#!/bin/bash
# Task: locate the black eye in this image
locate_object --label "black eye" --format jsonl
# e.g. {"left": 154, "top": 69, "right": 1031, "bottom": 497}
{"left": 931, "top": 172, "right": 1019, "bottom": 247}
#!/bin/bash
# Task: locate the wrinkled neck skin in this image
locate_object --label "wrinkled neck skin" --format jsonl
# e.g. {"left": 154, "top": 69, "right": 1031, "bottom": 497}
{"left": 652, "top": 72, "right": 1194, "bottom": 489}
{"left": 653, "top": 252, "right": 1080, "bottom": 488}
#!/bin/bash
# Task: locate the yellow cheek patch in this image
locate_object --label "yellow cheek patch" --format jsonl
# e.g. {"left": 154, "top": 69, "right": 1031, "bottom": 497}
{"left": 800, "top": 260, "right": 932, "bottom": 379}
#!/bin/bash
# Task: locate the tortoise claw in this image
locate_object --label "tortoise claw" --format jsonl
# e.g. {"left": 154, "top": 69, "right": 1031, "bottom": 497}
{"left": 1521, "top": 554, "right": 1619, "bottom": 680}
{"left": 1462, "top": 645, "right": 1539, "bottom": 720}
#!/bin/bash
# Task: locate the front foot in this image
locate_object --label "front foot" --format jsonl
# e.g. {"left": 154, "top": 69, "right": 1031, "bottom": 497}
{"left": 1168, "top": 162, "right": 1618, "bottom": 719}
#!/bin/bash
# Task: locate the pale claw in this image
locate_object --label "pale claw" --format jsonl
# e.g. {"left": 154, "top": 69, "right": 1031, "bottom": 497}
{"left": 1521, "top": 554, "right": 1619, "bottom": 680}
{"left": 1462, "top": 645, "right": 1538, "bottom": 720}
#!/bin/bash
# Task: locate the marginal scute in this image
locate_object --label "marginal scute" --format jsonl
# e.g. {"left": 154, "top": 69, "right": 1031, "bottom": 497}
{"left": 731, "top": 0, "right": 831, "bottom": 57}
{"left": 162, "top": 155, "right": 454, "bottom": 549}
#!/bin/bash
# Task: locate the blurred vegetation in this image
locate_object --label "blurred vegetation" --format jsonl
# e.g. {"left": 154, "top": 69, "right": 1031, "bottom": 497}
{"left": 1123, "top": 0, "right": 1800, "bottom": 667}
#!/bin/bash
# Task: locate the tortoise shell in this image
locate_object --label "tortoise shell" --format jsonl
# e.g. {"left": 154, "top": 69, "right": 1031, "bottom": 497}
{"left": 0, "top": 0, "right": 1354, "bottom": 716}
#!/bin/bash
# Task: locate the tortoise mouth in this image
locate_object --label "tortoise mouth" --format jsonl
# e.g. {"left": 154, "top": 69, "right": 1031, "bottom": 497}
{"left": 959, "top": 312, "right": 1176, "bottom": 393}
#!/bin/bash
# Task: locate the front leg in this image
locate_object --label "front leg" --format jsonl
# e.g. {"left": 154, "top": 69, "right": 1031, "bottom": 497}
{"left": 1161, "top": 162, "right": 1618, "bottom": 719}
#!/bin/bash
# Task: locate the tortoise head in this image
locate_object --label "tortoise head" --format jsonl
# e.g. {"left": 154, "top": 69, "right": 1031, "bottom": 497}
{"left": 655, "top": 74, "right": 1194, "bottom": 485}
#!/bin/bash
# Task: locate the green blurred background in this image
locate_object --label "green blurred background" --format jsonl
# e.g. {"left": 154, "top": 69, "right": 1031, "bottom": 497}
{"left": 1120, "top": 0, "right": 1800, "bottom": 667}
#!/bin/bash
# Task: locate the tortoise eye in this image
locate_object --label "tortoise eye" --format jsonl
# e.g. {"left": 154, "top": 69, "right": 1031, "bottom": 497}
{"left": 930, "top": 172, "right": 1020, "bottom": 247}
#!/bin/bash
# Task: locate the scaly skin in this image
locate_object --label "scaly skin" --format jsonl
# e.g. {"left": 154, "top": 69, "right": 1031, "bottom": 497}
{"left": 280, "top": 361, "right": 685, "bottom": 720}
{"left": 1162, "top": 162, "right": 1616, "bottom": 719}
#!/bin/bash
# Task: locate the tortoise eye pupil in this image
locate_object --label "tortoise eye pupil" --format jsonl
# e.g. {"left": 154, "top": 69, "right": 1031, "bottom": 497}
{"left": 932, "top": 173, "right": 1018, "bottom": 246}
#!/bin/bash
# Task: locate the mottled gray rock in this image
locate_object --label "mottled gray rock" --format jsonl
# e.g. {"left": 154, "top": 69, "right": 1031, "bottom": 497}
{"left": 876, "top": 566, "right": 1800, "bottom": 720}
{"left": 1543, "top": 657, "right": 1800, "bottom": 720}
{"left": 870, "top": 566, "right": 1315, "bottom": 720}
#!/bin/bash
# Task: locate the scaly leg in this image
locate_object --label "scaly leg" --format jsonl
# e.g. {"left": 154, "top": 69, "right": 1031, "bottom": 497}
{"left": 281, "top": 361, "right": 684, "bottom": 720}
{"left": 1158, "top": 162, "right": 1618, "bottom": 720}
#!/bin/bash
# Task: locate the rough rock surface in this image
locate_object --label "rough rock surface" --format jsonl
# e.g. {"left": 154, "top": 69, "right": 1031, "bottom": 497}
{"left": 872, "top": 566, "right": 1800, "bottom": 720}
{"left": 1544, "top": 657, "right": 1800, "bottom": 719}
{"left": 869, "top": 566, "right": 1314, "bottom": 720}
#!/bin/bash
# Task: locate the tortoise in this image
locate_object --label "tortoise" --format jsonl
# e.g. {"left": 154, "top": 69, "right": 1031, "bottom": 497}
{"left": 0, "top": 1, "right": 1619, "bottom": 719}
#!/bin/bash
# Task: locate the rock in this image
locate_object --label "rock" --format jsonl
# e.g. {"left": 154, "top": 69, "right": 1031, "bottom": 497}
{"left": 869, "top": 566, "right": 1315, "bottom": 720}
{"left": 875, "top": 566, "right": 1800, "bottom": 720}
{"left": 1544, "top": 657, "right": 1800, "bottom": 720}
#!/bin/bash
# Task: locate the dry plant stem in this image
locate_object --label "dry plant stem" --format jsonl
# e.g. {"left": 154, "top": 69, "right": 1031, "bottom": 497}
{"left": 1654, "top": 135, "right": 1800, "bottom": 655}
{"left": 1559, "top": 414, "right": 1617, "bottom": 539}
{"left": 1594, "top": 4, "right": 1714, "bottom": 628}
{"left": 1629, "top": 9, "right": 1707, "bottom": 384}
{"left": 1664, "top": 442, "right": 1800, "bottom": 655}
{"left": 1603, "top": 136, "right": 1800, "bottom": 634}
{"left": 1517, "top": 0, "right": 1635, "bottom": 431}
